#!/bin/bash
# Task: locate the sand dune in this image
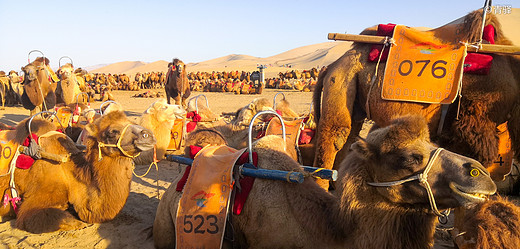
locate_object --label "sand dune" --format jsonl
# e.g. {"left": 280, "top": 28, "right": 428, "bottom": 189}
{"left": 92, "top": 9, "right": 519, "bottom": 78}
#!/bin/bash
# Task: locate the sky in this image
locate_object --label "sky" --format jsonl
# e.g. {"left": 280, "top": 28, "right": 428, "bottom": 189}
{"left": 0, "top": 0, "right": 515, "bottom": 71}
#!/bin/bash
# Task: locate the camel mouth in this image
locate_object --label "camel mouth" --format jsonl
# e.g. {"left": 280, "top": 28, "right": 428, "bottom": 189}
{"left": 136, "top": 142, "right": 155, "bottom": 152}
{"left": 449, "top": 182, "right": 492, "bottom": 202}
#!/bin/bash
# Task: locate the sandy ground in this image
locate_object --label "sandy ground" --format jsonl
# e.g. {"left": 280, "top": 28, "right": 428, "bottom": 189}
{"left": 0, "top": 89, "right": 313, "bottom": 248}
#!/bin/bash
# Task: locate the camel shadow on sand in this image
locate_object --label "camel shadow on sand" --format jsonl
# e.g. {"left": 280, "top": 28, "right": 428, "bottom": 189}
{"left": 96, "top": 161, "right": 185, "bottom": 248}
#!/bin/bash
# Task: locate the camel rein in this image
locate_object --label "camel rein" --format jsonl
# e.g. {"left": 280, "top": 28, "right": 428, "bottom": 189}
{"left": 97, "top": 124, "right": 141, "bottom": 160}
{"left": 367, "top": 148, "right": 450, "bottom": 219}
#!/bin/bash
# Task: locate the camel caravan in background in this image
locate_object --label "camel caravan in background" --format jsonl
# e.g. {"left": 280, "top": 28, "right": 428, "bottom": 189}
{"left": 1, "top": 5, "right": 520, "bottom": 249}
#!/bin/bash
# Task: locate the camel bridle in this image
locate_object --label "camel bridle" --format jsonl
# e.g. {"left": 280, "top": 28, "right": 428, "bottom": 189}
{"left": 367, "top": 147, "right": 450, "bottom": 218}
{"left": 97, "top": 124, "right": 141, "bottom": 160}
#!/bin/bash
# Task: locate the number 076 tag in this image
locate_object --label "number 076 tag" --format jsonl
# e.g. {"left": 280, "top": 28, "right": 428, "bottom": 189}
{"left": 382, "top": 25, "right": 467, "bottom": 104}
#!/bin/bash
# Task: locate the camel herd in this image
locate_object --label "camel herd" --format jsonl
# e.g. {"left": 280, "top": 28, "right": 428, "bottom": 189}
{"left": 0, "top": 8, "right": 519, "bottom": 249}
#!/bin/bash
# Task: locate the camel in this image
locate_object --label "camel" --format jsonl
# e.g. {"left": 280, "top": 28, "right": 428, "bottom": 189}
{"left": 312, "top": 10, "right": 520, "bottom": 189}
{"left": 153, "top": 115, "right": 496, "bottom": 248}
{"left": 0, "top": 111, "right": 156, "bottom": 233}
{"left": 20, "top": 57, "right": 58, "bottom": 114}
{"left": 8, "top": 70, "right": 24, "bottom": 105}
{"left": 0, "top": 71, "right": 8, "bottom": 109}
{"left": 56, "top": 63, "right": 82, "bottom": 105}
{"left": 451, "top": 196, "right": 520, "bottom": 249}
{"left": 133, "top": 99, "right": 186, "bottom": 165}
{"left": 165, "top": 59, "right": 190, "bottom": 107}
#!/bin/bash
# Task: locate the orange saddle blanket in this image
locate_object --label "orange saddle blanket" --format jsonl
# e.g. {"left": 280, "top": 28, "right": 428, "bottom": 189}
{"left": 382, "top": 25, "right": 467, "bottom": 104}
{"left": 176, "top": 145, "right": 246, "bottom": 249}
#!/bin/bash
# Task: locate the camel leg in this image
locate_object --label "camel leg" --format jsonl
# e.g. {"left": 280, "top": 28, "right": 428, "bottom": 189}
{"left": 153, "top": 182, "right": 183, "bottom": 249}
{"left": 165, "top": 90, "right": 171, "bottom": 105}
{"left": 16, "top": 198, "right": 87, "bottom": 233}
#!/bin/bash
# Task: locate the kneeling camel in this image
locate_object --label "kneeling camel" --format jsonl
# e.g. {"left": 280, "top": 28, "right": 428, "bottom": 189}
{"left": 153, "top": 115, "right": 496, "bottom": 248}
{"left": 0, "top": 111, "right": 156, "bottom": 233}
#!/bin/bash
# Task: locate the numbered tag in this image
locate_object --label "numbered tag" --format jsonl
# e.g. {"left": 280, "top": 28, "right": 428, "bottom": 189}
{"left": 0, "top": 131, "right": 19, "bottom": 176}
{"left": 382, "top": 25, "right": 466, "bottom": 104}
{"left": 167, "top": 118, "right": 185, "bottom": 151}
{"left": 176, "top": 146, "right": 246, "bottom": 249}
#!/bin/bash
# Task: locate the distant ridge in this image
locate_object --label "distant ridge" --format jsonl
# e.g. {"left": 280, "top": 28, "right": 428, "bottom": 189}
{"left": 88, "top": 9, "right": 519, "bottom": 78}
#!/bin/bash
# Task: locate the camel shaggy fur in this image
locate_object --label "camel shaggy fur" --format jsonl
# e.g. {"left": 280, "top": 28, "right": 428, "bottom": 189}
{"left": 0, "top": 111, "right": 156, "bottom": 233}
{"left": 165, "top": 59, "right": 190, "bottom": 107}
{"left": 134, "top": 99, "right": 186, "bottom": 165}
{"left": 21, "top": 57, "right": 57, "bottom": 114}
{"left": 452, "top": 196, "right": 520, "bottom": 249}
{"left": 153, "top": 115, "right": 496, "bottom": 248}
{"left": 312, "top": 10, "right": 520, "bottom": 189}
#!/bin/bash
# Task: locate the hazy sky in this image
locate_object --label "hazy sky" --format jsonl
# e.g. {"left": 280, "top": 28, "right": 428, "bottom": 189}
{"left": 0, "top": 0, "right": 514, "bottom": 71}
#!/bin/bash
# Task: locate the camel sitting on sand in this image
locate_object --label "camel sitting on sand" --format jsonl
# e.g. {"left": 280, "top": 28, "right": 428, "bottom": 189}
{"left": 153, "top": 115, "right": 496, "bottom": 248}
{"left": 133, "top": 99, "right": 186, "bottom": 165}
{"left": 0, "top": 111, "right": 156, "bottom": 233}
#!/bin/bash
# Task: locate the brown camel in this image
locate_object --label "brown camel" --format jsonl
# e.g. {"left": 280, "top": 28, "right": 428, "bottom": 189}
{"left": 312, "top": 10, "right": 520, "bottom": 189}
{"left": 133, "top": 99, "right": 186, "bottom": 165}
{"left": 165, "top": 59, "right": 190, "bottom": 107}
{"left": 56, "top": 63, "right": 82, "bottom": 105}
{"left": 20, "top": 57, "right": 58, "bottom": 114}
{"left": 0, "top": 111, "right": 156, "bottom": 233}
{"left": 452, "top": 196, "right": 520, "bottom": 249}
{"left": 0, "top": 71, "right": 8, "bottom": 109}
{"left": 153, "top": 115, "right": 496, "bottom": 248}
{"left": 8, "top": 70, "right": 24, "bottom": 105}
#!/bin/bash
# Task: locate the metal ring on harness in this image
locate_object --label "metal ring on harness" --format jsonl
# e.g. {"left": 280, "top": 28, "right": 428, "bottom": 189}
{"left": 187, "top": 94, "right": 209, "bottom": 114}
{"left": 28, "top": 111, "right": 65, "bottom": 136}
{"left": 75, "top": 92, "right": 90, "bottom": 105}
{"left": 99, "top": 100, "right": 119, "bottom": 115}
{"left": 27, "top": 50, "right": 45, "bottom": 64}
{"left": 58, "top": 56, "right": 74, "bottom": 68}
{"left": 247, "top": 110, "right": 286, "bottom": 164}
{"left": 273, "top": 92, "right": 286, "bottom": 110}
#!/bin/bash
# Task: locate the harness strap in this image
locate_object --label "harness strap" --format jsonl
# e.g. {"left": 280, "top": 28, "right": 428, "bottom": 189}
{"left": 97, "top": 124, "right": 140, "bottom": 160}
{"left": 368, "top": 148, "right": 447, "bottom": 217}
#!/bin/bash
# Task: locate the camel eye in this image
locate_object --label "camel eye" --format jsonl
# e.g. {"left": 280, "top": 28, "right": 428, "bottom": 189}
{"left": 107, "top": 129, "right": 120, "bottom": 137}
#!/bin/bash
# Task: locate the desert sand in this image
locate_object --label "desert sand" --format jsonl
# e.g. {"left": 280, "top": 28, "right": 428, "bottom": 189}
{"left": 0, "top": 89, "right": 313, "bottom": 248}
{"left": 0, "top": 9, "right": 518, "bottom": 248}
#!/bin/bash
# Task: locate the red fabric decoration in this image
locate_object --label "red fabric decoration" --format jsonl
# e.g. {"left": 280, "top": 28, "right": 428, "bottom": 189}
{"left": 368, "top": 23, "right": 396, "bottom": 62}
{"left": 463, "top": 53, "right": 493, "bottom": 75}
{"left": 483, "top": 24, "right": 495, "bottom": 44}
{"left": 186, "top": 111, "right": 202, "bottom": 133}
{"left": 233, "top": 151, "right": 258, "bottom": 215}
{"left": 16, "top": 133, "right": 39, "bottom": 170}
{"left": 174, "top": 145, "right": 258, "bottom": 215}
{"left": 186, "top": 122, "right": 197, "bottom": 133}
{"left": 298, "top": 128, "right": 315, "bottom": 145}
{"left": 462, "top": 25, "right": 495, "bottom": 75}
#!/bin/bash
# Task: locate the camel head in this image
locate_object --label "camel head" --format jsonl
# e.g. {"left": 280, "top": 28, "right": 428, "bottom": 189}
{"left": 85, "top": 111, "right": 156, "bottom": 158}
{"left": 57, "top": 63, "right": 74, "bottom": 80}
{"left": 234, "top": 97, "right": 274, "bottom": 126}
{"left": 169, "top": 59, "right": 185, "bottom": 75}
{"left": 145, "top": 99, "right": 186, "bottom": 123}
{"left": 351, "top": 115, "right": 496, "bottom": 214}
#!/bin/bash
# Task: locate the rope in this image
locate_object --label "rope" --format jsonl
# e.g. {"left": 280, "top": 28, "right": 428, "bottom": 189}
{"left": 365, "top": 37, "right": 394, "bottom": 120}
{"left": 368, "top": 148, "right": 449, "bottom": 218}
{"left": 133, "top": 145, "right": 159, "bottom": 178}
{"left": 97, "top": 124, "right": 141, "bottom": 160}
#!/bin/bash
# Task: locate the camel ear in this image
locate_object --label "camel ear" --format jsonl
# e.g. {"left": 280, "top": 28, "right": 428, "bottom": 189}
{"left": 351, "top": 138, "right": 372, "bottom": 159}
{"left": 248, "top": 103, "right": 255, "bottom": 111}
{"left": 85, "top": 123, "right": 98, "bottom": 137}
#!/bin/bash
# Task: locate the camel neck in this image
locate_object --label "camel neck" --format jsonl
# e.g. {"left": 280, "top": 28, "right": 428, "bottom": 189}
{"left": 74, "top": 145, "right": 134, "bottom": 223}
